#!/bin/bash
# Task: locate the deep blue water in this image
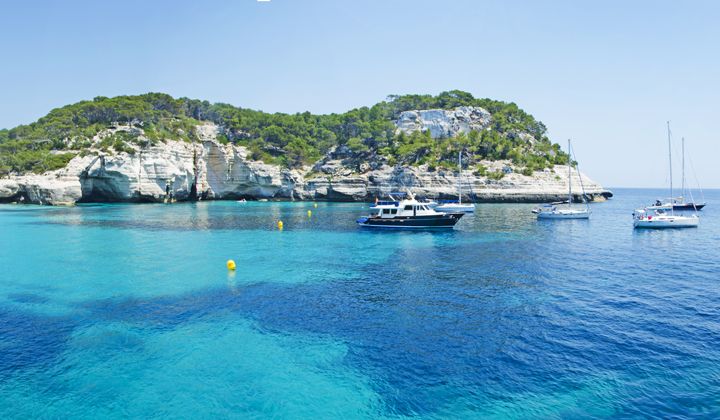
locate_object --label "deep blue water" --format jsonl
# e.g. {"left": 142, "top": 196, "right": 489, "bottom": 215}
{"left": 1, "top": 188, "right": 719, "bottom": 418}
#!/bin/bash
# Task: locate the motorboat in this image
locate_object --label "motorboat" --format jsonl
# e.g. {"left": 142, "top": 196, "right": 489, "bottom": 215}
{"left": 358, "top": 193, "right": 464, "bottom": 229}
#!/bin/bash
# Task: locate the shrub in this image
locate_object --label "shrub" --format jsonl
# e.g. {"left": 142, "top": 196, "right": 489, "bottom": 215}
{"left": 487, "top": 171, "right": 505, "bottom": 180}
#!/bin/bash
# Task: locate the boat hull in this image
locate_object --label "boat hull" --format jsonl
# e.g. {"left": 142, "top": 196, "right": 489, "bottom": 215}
{"left": 672, "top": 203, "right": 705, "bottom": 211}
{"left": 537, "top": 211, "right": 590, "bottom": 219}
{"left": 634, "top": 217, "right": 699, "bottom": 229}
{"left": 357, "top": 213, "right": 464, "bottom": 229}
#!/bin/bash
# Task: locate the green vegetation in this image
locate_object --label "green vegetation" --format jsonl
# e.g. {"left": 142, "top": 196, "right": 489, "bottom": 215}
{"left": 0, "top": 90, "right": 569, "bottom": 176}
{"left": 487, "top": 170, "right": 506, "bottom": 181}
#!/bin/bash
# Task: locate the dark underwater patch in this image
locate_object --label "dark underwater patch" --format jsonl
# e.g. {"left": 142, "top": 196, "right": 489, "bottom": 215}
{"left": 64, "top": 236, "right": 720, "bottom": 417}
{"left": 70, "top": 239, "right": 571, "bottom": 416}
{"left": 7, "top": 293, "right": 50, "bottom": 304}
{"left": 0, "top": 308, "right": 76, "bottom": 379}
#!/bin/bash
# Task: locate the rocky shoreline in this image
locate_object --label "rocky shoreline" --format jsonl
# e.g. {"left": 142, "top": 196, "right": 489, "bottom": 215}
{"left": 0, "top": 125, "right": 612, "bottom": 206}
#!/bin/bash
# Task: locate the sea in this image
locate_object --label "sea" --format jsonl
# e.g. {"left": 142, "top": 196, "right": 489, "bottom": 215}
{"left": 0, "top": 188, "right": 718, "bottom": 418}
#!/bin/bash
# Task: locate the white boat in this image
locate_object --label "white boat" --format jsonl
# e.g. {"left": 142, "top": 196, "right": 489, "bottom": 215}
{"left": 633, "top": 122, "right": 699, "bottom": 229}
{"left": 358, "top": 192, "right": 464, "bottom": 229}
{"left": 534, "top": 203, "right": 591, "bottom": 219}
{"left": 435, "top": 202, "right": 476, "bottom": 213}
{"left": 435, "top": 151, "right": 476, "bottom": 214}
{"left": 533, "top": 140, "right": 590, "bottom": 220}
{"left": 633, "top": 206, "right": 698, "bottom": 228}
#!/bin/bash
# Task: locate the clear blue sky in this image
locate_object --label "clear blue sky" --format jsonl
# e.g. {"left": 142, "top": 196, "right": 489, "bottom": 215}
{"left": 1, "top": 0, "right": 718, "bottom": 188}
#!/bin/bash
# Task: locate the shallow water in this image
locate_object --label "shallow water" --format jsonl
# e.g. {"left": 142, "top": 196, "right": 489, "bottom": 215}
{"left": 1, "top": 189, "right": 718, "bottom": 418}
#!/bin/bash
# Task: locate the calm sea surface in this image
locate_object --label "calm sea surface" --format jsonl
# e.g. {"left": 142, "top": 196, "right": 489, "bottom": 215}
{"left": 1, "top": 188, "right": 718, "bottom": 418}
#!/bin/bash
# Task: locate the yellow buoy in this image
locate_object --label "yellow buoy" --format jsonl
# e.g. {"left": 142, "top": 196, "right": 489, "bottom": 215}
{"left": 278, "top": 220, "right": 284, "bottom": 229}
{"left": 313, "top": 203, "right": 318, "bottom": 208}
{"left": 307, "top": 210, "right": 312, "bottom": 217}
{"left": 226, "top": 259, "right": 236, "bottom": 271}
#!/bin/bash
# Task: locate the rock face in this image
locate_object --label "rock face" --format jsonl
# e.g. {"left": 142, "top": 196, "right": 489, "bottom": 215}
{"left": 0, "top": 170, "right": 85, "bottom": 205}
{"left": 303, "top": 161, "right": 609, "bottom": 203}
{"left": 0, "top": 121, "right": 612, "bottom": 205}
{"left": 396, "top": 106, "right": 492, "bottom": 138}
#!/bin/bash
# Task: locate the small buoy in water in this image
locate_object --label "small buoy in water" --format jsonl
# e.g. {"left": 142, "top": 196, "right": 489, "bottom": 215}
{"left": 226, "top": 259, "right": 236, "bottom": 271}
{"left": 278, "top": 220, "right": 284, "bottom": 229}
{"left": 307, "top": 210, "right": 312, "bottom": 217}
{"left": 313, "top": 203, "right": 318, "bottom": 208}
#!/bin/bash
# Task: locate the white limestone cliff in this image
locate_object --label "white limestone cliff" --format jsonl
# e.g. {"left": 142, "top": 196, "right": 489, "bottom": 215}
{"left": 396, "top": 106, "right": 492, "bottom": 138}
{"left": 0, "top": 119, "right": 611, "bottom": 205}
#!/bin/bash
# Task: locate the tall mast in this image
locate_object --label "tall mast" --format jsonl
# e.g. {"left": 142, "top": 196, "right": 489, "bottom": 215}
{"left": 681, "top": 137, "right": 685, "bottom": 201}
{"left": 457, "top": 150, "right": 462, "bottom": 205}
{"left": 667, "top": 121, "right": 673, "bottom": 207}
{"left": 568, "top": 139, "right": 572, "bottom": 203}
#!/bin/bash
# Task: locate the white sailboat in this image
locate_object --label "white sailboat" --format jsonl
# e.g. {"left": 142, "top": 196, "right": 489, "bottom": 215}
{"left": 435, "top": 151, "right": 476, "bottom": 213}
{"left": 533, "top": 140, "right": 590, "bottom": 219}
{"left": 633, "top": 122, "right": 699, "bottom": 229}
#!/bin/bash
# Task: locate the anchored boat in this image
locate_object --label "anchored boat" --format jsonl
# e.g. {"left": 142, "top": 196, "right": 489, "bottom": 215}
{"left": 671, "top": 137, "right": 706, "bottom": 211}
{"left": 358, "top": 193, "right": 464, "bottom": 229}
{"left": 435, "top": 151, "right": 476, "bottom": 214}
{"left": 533, "top": 139, "right": 590, "bottom": 220}
{"left": 633, "top": 205, "right": 698, "bottom": 228}
{"left": 533, "top": 201, "right": 590, "bottom": 219}
{"left": 633, "top": 122, "right": 699, "bottom": 229}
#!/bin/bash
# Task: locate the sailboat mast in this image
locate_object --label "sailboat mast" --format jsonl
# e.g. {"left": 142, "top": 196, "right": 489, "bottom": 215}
{"left": 457, "top": 150, "right": 462, "bottom": 205}
{"left": 568, "top": 139, "right": 572, "bottom": 203}
{"left": 667, "top": 121, "right": 673, "bottom": 210}
{"left": 681, "top": 137, "right": 685, "bottom": 200}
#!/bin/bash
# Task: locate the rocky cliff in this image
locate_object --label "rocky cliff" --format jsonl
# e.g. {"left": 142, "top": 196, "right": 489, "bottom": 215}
{"left": 0, "top": 120, "right": 611, "bottom": 205}
{"left": 396, "top": 106, "right": 492, "bottom": 138}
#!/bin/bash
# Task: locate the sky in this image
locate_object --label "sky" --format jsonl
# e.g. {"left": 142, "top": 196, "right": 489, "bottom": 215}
{"left": 1, "top": 0, "right": 718, "bottom": 188}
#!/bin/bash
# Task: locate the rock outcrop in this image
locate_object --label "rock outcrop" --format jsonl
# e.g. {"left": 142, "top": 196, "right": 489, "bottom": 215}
{"left": 303, "top": 160, "right": 609, "bottom": 203}
{"left": 0, "top": 120, "right": 612, "bottom": 205}
{"left": 396, "top": 106, "right": 492, "bottom": 138}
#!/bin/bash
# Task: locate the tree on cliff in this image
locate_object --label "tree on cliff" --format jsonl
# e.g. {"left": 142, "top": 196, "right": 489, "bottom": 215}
{"left": 0, "top": 91, "right": 567, "bottom": 176}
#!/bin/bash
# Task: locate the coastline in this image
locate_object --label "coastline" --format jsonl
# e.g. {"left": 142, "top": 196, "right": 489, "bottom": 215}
{"left": 0, "top": 134, "right": 612, "bottom": 206}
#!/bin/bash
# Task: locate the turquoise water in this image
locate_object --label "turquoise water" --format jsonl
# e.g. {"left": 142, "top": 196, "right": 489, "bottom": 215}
{"left": 1, "top": 189, "right": 719, "bottom": 418}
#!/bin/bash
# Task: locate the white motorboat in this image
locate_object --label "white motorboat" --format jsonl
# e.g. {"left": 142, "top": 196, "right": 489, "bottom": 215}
{"left": 435, "top": 151, "right": 476, "bottom": 214}
{"left": 533, "top": 140, "right": 590, "bottom": 220}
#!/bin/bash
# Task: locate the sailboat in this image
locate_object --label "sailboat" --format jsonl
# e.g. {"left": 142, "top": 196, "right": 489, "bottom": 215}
{"left": 533, "top": 139, "right": 590, "bottom": 219}
{"left": 435, "top": 151, "right": 476, "bottom": 213}
{"left": 669, "top": 137, "right": 706, "bottom": 211}
{"left": 633, "top": 123, "right": 699, "bottom": 229}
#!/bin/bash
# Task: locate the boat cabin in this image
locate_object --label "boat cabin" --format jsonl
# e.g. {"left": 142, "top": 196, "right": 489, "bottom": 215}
{"left": 373, "top": 201, "right": 437, "bottom": 219}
